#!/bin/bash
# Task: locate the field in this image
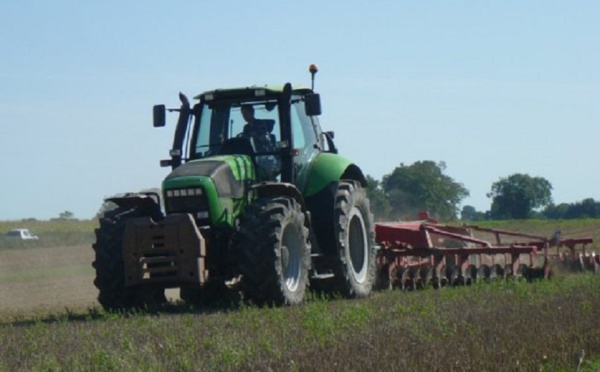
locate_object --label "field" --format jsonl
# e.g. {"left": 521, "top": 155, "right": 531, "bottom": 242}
{"left": 0, "top": 219, "right": 599, "bottom": 371}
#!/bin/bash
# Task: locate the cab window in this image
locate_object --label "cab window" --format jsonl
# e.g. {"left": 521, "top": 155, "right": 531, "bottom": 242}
{"left": 291, "top": 100, "right": 320, "bottom": 191}
{"left": 192, "top": 102, "right": 281, "bottom": 159}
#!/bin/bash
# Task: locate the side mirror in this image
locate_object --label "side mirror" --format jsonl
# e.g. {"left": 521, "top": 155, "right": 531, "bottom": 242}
{"left": 305, "top": 94, "right": 322, "bottom": 116}
{"left": 153, "top": 105, "right": 166, "bottom": 127}
{"left": 322, "top": 131, "right": 337, "bottom": 154}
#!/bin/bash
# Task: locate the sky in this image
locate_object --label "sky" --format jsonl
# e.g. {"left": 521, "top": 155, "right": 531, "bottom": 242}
{"left": 1, "top": 1, "right": 598, "bottom": 220}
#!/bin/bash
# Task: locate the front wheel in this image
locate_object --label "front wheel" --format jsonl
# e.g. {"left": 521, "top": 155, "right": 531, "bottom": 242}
{"left": 237, "top": 197, "right": 311, "bottom": 306}
{"left": 331, "top": 181, "right": 377, "bottom": 298}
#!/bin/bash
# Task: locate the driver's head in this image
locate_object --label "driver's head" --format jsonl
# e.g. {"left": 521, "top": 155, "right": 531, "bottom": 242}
{"left": 241, "top": 105, "right": 255, "bottom": 122}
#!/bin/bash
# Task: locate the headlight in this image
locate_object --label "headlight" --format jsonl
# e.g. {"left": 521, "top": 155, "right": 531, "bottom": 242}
{"left": 166, "top": 188, "right": 203, "bottom": 197}
{"left": 165, "top": 187, "right": 208, "bottom": 217}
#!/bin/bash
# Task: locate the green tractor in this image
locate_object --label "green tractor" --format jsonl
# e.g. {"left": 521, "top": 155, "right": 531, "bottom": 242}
{"left": 93, "top": 66, "right": 377, "bottom": 309}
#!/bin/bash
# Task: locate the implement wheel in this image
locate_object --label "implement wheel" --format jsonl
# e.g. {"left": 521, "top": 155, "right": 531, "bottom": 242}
{"left": 237, "top": 197, "right": 311, "bottom": 306}
{"left": 93, "top": 207, "right": 166, "bottom": 311}
{"left": 329, "top": 181, "right": 377, "bottom": 298}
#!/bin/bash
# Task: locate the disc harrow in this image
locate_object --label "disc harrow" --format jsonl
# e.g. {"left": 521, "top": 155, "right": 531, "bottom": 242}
{"left": 375, "top": 213, "right": 594, "bottom": 290}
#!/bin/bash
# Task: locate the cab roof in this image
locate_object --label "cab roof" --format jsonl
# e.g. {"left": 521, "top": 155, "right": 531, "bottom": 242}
{"left": 194, "top": 85, "right": 313, "bottom": 101}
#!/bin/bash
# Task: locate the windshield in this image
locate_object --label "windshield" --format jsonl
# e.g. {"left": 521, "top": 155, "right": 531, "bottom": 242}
{"left": 190, "top": 100, "right": 283, "bottom": 181}
{"left": 192, "top": 101, "right": 281, "bottom": 159}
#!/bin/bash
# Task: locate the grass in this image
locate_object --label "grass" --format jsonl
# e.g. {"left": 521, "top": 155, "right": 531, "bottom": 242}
{"left": 0, "top": 218, "right": 599, "bottom": 371}
{"left": 1, "top": 274, "right": 600, "bottom": 371}
{"left": 0, "top": 220, "right": 97, "bottom": 249}
{"left": 466, "top": 218, "right": 600, "bottom": 248}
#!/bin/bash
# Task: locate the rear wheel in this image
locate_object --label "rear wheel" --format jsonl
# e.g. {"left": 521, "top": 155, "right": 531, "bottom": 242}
{"left": 93, "top": 207, "right": 166, "bottom": 311}
{"left": 237, "top": 197, "right": 311, "bottom": 306}
{"left": 329, "top": 181, "right": 377, "bottom": 298}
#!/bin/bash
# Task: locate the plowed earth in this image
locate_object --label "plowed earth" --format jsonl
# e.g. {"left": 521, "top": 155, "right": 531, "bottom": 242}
{"left": 0, "top": 245, "right": 98, "bottom": 317}
{"left": 0, "top": 245, "right": 182, "bottom": 317}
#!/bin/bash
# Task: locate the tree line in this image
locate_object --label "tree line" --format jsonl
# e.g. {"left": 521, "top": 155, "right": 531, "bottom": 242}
{"left": 91, "top": 162, "right": 595, "bottom": 222}
{"left": 366, "top": 160, "right": 598, "bottom": 222}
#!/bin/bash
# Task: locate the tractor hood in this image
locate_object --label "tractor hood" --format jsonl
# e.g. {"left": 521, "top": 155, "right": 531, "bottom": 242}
{"left": 163, "top": 155, "right": 256, "bottom": 198}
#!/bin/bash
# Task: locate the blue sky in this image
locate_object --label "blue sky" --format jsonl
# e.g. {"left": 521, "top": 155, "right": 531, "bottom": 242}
{"left": 1, "top": 1, "right": 598, "bottom": 220}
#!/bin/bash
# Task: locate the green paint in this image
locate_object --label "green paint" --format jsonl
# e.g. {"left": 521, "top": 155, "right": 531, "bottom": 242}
{"left": 162, "top": 155, "right": 257, "bottom": 229}
{"left": 162, "top": 175, "right": 229, "bottom": 225}
{"left": 205, "top": 155, "right": 257, "bottom": 182}
{"left": 303, "top": 153, "right": 352, "bottom": 197}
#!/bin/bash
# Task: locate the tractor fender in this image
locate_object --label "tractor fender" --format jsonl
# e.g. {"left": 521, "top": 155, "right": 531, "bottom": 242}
{"left": 105, "top": 192, "right": 162, "bottom": 218}
{"left": 251, "top": 182, "right": 311, "bottom": 229}
{"left": 303, "top": 153, "right": 367, "bottom": 198}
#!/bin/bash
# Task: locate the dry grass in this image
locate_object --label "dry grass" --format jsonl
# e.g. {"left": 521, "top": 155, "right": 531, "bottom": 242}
{"left": 0, "top": 220, "right": 96, "bottom": 249}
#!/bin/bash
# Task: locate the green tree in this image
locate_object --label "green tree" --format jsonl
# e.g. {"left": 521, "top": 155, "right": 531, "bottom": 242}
{"left": 460, "top": 205, "right": 486, "bottom": 221}
{"left": 57, "top": 210, "right": 76, "bottom": 220}
{"left": 568, "top": 198, "right": 600, "bottom": 218}
{"left": 487, "top": 173, "right": 552, "bottom": 219}
{"left": 542, "top": 203, "right": 570, "bottom": 219}
{"left": 365, "top": 175, "right": 390, "bottom": 221}
{"left": 381, "top": 161, "right": 469, "bottom": 221}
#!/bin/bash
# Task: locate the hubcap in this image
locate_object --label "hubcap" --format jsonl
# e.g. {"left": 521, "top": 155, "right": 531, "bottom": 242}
{"left": 281, "top": 224, "right": 303, "bottom": 292}
{"left": 348, "top": 206, "right": 368, "bottom": 283}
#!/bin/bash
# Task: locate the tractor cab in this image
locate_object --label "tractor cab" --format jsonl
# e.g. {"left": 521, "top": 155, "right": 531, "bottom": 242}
{"left": 154, "top": 82, "right": 336, "bottom": 191}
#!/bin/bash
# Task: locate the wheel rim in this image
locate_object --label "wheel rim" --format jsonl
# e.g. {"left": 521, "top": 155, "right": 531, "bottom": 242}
{"left": 281, "top": 223, "right": 303, "bottom": 292}
{"left": 348, "top": 206, "right": 368, "bottom": 284}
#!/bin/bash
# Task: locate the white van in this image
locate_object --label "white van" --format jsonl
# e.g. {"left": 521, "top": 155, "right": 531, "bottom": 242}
{"left": 5, "top": 229, "right": 39, "bottom": 240}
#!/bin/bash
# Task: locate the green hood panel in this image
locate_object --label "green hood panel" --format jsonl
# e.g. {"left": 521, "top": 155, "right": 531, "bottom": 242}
{"left": 304, "top": 153, "right": 352, "bottom": 198}
{"left": 163, "top": 155, "right": 256, "bottom": 197}
{"left": 162, "top": 156, "right": 256, "bottom": 228}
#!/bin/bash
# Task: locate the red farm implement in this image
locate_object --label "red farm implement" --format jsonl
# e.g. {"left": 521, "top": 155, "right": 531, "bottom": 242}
{"left": 375, "top": 213, "right": 595, "bottom": 290}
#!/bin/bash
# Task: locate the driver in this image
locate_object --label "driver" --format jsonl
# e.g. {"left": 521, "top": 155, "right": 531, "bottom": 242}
{"left": 240, "top": 105, "right": 274, "bottom": 139}
{"left": 239, "top": 104, "right": 278, "bottom": 180}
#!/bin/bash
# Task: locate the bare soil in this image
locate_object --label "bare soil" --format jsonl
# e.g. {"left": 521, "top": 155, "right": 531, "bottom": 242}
{"left": 0, "top": 245, "right": 98, "bottom": 317}
{"left": 0, "top": 245, "right": 181, "bottom": 318}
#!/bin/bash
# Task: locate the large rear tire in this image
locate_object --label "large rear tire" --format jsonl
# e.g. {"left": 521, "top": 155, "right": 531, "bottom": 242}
{"left": 93, "top": 207, "right": 166, "bottom": 311}
{"left": 330, "top": 181, "right": 377, "bottom": 298}
{"left": 237, "top": 197, "right": 311, "bottom": 306}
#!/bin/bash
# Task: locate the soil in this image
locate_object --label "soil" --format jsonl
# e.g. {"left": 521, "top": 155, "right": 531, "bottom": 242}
{"left": 0, "top": 245, "right": 98, "bottom": 317}
{"left": 0, "top": 245, "right": 178, "bottom": 317}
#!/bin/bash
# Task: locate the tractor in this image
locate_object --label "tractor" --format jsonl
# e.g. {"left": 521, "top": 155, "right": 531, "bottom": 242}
{"left": 93, "top": 65, "right": 377, "bottom": 309}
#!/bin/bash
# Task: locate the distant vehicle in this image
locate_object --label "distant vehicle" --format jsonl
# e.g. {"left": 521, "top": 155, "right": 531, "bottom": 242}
{"left": 5, "top": 229, "right": 39, "bottom": 240}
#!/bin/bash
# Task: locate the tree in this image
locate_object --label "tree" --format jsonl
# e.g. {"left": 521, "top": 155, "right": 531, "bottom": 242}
{"left": 365, "top": 175, "right": 390, "bottom": 221}
{"left": 381, "top": 161, "right": 469, "bottom": 221}
{"left": 460, "top": 205, "right": 486, "bottom": 221}
{"left": 566, "top": 198, "right": 600, "bottom": 219}
{"left": 544, "top": 198, "right": 600, "bottom": 219}
{"left": 487, "top": 173, "right": 552, "bottom": 219}
{"left": 57, "top": 210, "right": 75, "bottom": 220}
{"left": 542, "top": 203, "right": 570, "bottom": 219}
